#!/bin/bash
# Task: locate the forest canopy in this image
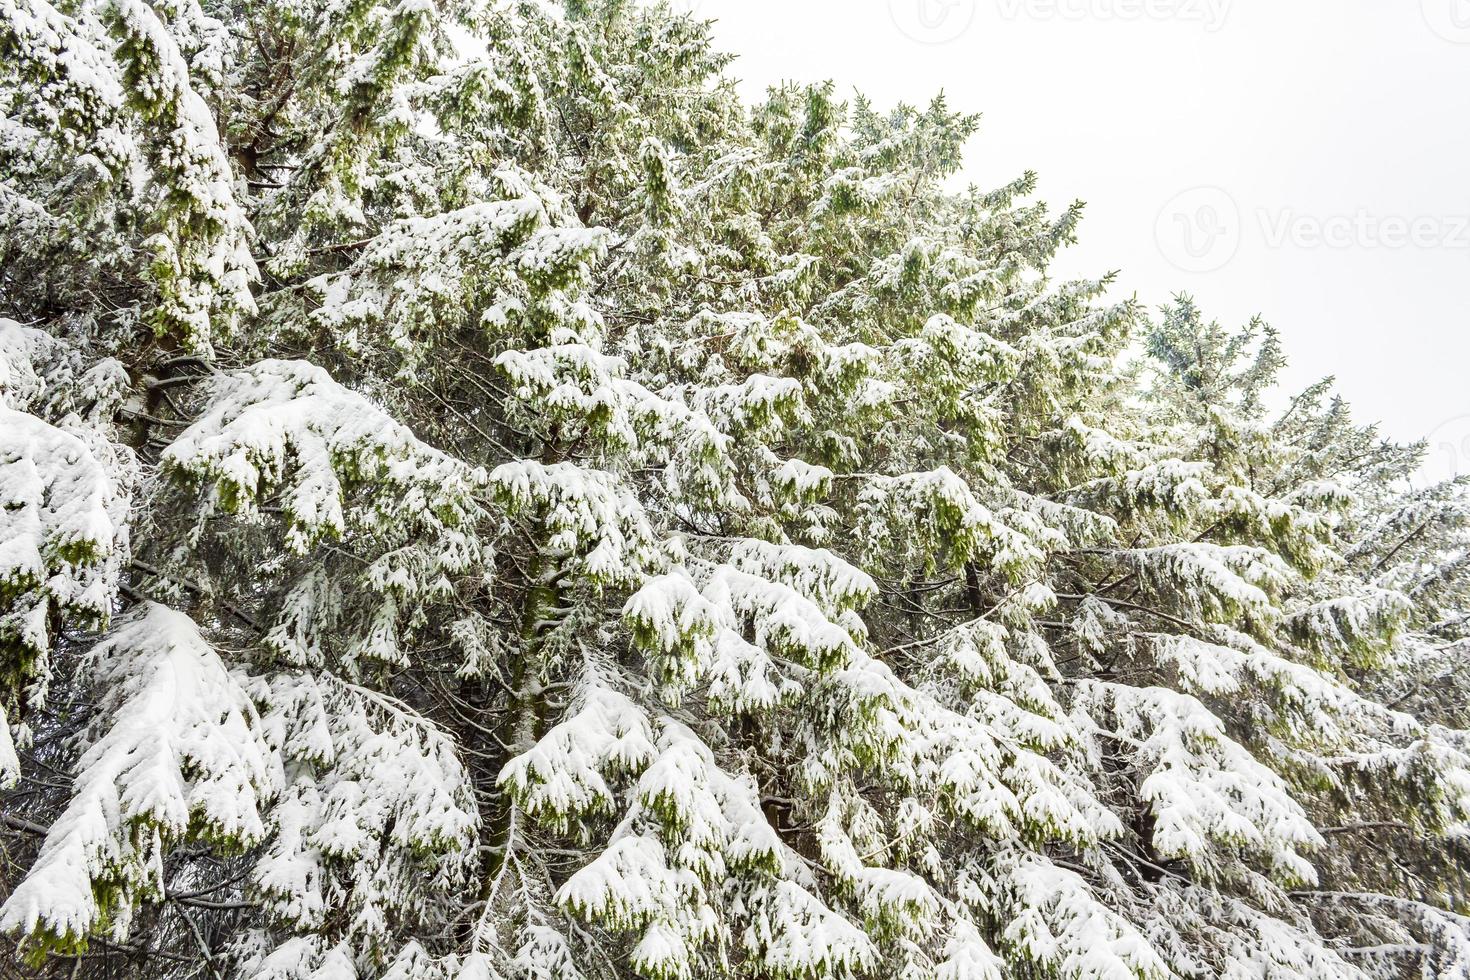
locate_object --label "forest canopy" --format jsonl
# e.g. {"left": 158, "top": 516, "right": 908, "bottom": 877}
{"left": 1, "top": 1, "right": 1468, "bottom": 979}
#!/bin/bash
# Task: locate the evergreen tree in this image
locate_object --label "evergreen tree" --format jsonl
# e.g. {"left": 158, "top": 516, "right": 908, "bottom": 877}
{"left": 1, "top": 2, "right": 1467, "bottom": 979}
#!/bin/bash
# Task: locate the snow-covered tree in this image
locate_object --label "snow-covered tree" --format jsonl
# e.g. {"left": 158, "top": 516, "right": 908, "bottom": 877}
{"left": 2, "top": 3, "right": 1467, "bottom": 979}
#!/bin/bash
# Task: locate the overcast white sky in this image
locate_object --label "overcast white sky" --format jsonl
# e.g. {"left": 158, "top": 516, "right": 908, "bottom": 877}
{"left": 687, "top": 0, "right": 1470, "bottom": 480}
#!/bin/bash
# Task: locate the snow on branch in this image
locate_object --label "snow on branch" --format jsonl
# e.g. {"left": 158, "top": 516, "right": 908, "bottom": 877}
{"left": 1126, "top": 542, "right": 1292, "bottom": 631}
{"left": 252, "top": 671, "right": 479, "bottom": 951}
{"left": 976, "top": 848, "right": 1172, "bottom": 980}
{"left": 1075, "top": 679, "right": 1323, "bottom": 885}
{"left": 306, "top": 180, "right": 610, "bottom": 362}
{"left": 1, "top": 403, "right": 127, "bottom": 721}
{"left": 496, "top": 342, "right": 738, "bottom": 506}
{"left": 0, "top": 603, "right": 272, "bottom": 953}
{"left": 1150, "top": 629, "right": 1417, "bottom": 744}
{"left": 489, "top": 459, "right": 660, "bottom": 584}
{"left": 498, "top": 684, "right": 656, "bottom": 838}
{"left": 856, "top": 467, "right": 1046, "bottom": 580}
{"left": 164, "top": 359, "right": 486, "bottom": 552}
{"left": 105, "top": 0, "right": 257, "bottom": 349}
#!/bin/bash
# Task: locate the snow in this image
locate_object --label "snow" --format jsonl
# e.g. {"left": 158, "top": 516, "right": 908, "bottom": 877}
{"left": 307, "top": 188, "right": 610, "bottom": 363}
{"left": 817, "top": 646, "right": 1119, "bottom": 849}
{"left": 1151, "top": 628, "right": 1417, "bottom": 742}
{"left": 252, "top": 780, "right": 328, "bottom": 930}
{"left": 0, "top": 318, "right": 64, "bottom": 410}
{"left": 557, "top": 834, "right": 684, "bottom": 930}
{"left": 244, "top": 935, "right": 329, "bottom": 980}
{"left": 1076, "top": 679, "right": 1323, "bottom": 883}
{"left": 0, "top": 603, "right": 272, "bottom": 945}
{"left": 0, "top": 403, "right": 126, "bottom": 699}
{"left": 498, "top": 685, "right": 656, "bottom": 833}
{"left": 1287, "top": 588, "right": 1412, "bottom": 666}
{"left": 495, "top": 341, "right": 737, "bottom": 509}
{"left": 165, "top": 359, "right": 485, "bottom": 551}
{"left": 108, "top": 0, "right": 258, "bottom": 349}
{"left": 694, "top": 374, "right": 806, "bottom": 435}
{"left": 772, "top": 457, "right": 834, "bottom": 498}
{"left": 936, "top": 921, "right": 1005, "bottom": 980}
{"left": 704, "top": 565, "right": 859, "bottom": 672}
{"left": 858, "top": 467, "right": 1044, "bottom": 579}
{"left": 0, "top": 704, "right": 19, "bottom": 789}
{"left": 1147, "top": 882, "right": 1371, "bottom": 980}
{"left": 251, "top": 672, "right": 478, "bottom": 950}
{"left": 726, "top": 539, "right": 877, "bottom": 617}
{"left": 1116, "top": 459, "right": 1212, "bottom": 512}
{"left": 489, "top": 459, "right": 658, "bottom": 583}
{"left": 706, "top": 626, "right": 793, "bottom": 716}
{"left": 1127, "top": 542, "right": 1292, "bottom": 626}
{"left": 623, "top": 572, "right": 720, "bottom": 690}
{"left": 994, "top": 849, "right": 1171, "bottom": 980}
{"left": 630, "top": 919, "right": 692, "bottom": 980}
{"left": 742, "top": 879, "right": 875, "bottom": 980}
{"left": 638, "top": 720, "right": 787, "bottom": 875}
{"left": 0, "top": 405, "right": 117, "bottom": 599}
{"left": 916, "top": 312, "right": 1020, "bottom": 380}
{"left": 853, "top": 862, "right": 940, "bottom": 937}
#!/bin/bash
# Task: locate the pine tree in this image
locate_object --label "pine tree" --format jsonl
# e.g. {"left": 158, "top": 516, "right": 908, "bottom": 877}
{"left": 2, "top": 2, "right": 1467, "bottom": 979}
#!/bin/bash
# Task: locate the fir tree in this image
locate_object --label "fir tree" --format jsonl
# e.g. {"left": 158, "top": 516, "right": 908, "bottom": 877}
{"left": 1, "top": 3, "right": 1467, "bottom": 979}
